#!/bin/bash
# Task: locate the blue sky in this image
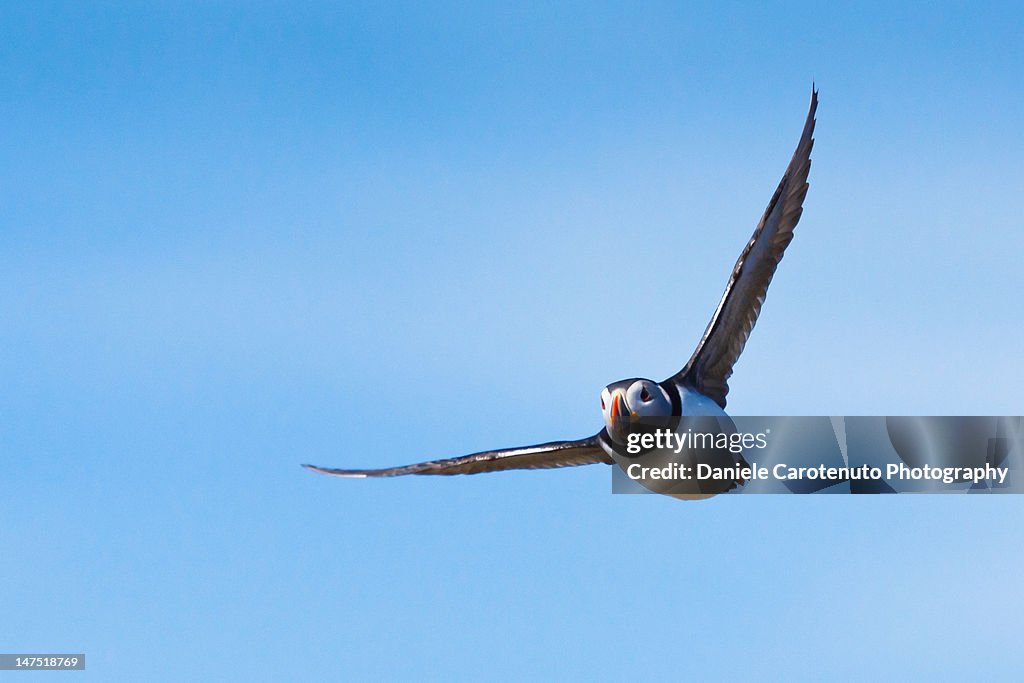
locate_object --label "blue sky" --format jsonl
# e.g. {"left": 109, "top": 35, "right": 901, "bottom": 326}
{"left": 2, "top": 2, "right": 1023, "bottom": 680}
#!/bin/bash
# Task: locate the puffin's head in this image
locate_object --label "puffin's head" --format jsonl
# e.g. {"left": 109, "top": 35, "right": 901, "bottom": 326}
{"left": 600, "top": 378, "right": 672, "bottom": 444}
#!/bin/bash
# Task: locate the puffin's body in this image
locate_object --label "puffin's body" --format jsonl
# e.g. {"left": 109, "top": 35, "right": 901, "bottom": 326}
{"left": 304, "top": 88, "right": 818, "bottom": 484}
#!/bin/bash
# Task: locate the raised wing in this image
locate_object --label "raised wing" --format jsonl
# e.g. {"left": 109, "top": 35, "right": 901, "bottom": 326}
{"left": 667, "top": 88, "right": 817, "bottom": 408}
{"left": 302, "top": 434, "right": 611, "bottom": 477}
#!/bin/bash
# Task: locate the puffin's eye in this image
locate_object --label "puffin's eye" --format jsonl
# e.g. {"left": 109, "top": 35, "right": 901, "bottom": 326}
{"left": 640, "top": 387, "right": 652, "bottom": 402}
{"left": 601, "top": 397, "right": 606, "bottom": 410}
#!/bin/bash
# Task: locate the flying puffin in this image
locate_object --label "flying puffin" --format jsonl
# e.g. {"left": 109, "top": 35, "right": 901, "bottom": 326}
{"left": 303, "top": 88, "right": 817, "bottom": 480}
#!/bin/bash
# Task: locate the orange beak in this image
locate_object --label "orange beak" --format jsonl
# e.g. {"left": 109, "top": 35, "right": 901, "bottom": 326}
{"left": 610, "top": 392, "right": 625, "bottom": 421}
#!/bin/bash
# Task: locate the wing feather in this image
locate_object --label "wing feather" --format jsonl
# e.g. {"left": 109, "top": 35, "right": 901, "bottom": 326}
{"left": 667, "top": 88, "right": 818, "bottom": 407}
{"left": 302, "top": 434, "right": 611, "bottom": 477}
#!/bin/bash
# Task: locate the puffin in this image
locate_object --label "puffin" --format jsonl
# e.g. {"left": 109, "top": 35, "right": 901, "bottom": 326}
{"left": 303, "top": 88, "right": 817, "bottom": 480}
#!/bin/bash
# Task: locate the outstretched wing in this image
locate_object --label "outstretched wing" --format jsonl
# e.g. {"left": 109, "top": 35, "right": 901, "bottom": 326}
{"left": 302, "top": 434, "right": 611, "bottom": 477}
{"left": 667, "top": 88, "right": 818, "bottom": 408}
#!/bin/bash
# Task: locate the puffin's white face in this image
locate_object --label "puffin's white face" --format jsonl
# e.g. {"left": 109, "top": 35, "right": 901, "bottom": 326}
{"left": 600, "top": 378, "right": 672, "bottom": 444}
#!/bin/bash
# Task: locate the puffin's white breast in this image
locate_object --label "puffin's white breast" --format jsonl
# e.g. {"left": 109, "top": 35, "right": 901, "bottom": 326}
{"left": 677, "top": 384, "right": 729, "bottom": 418}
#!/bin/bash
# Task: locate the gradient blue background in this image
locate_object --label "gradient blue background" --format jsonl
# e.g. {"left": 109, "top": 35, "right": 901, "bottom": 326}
{"left": 3, "top": 2, "right": 1023, "bottom": 680}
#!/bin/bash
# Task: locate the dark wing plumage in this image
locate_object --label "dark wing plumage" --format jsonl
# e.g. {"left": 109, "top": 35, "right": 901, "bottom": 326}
{"left": 302, "top": 434, "right": 611, "bottom": 477}
{"left": 667, "top": 88, "right": 817, "bottom": 408}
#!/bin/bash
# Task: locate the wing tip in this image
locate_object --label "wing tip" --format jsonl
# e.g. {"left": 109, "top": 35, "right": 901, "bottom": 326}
{"left": 301, "top": 463, "right": 369, "bottom": 478}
